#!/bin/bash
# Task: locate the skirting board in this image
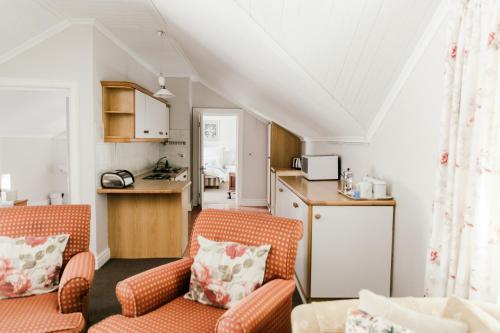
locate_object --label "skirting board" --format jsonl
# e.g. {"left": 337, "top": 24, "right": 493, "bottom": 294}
{"left": 96, "top": 247, "right": 111, "bottom": 269}
{"left": 239, "top": 198, "right": 267, "bottom": 207}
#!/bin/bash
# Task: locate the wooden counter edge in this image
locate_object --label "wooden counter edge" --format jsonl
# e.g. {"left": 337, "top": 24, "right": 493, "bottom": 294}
{"left": 278, "top": 176, "right": 396, "bottom": 207}
{"left": 97, "top": 181, "right": 191, "bottom": 194}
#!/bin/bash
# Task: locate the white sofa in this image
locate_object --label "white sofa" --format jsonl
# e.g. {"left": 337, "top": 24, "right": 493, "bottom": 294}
{"left": 291, "top": 297, "right": 500, "bottom": 333}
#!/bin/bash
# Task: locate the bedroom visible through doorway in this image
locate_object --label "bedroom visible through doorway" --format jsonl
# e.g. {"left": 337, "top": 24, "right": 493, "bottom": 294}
{"left": 201, "top": 114, "right": 237, "bottom": 208}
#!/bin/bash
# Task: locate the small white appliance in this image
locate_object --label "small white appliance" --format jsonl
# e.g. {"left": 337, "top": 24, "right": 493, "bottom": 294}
{"left": 301, "top": 155, "right": 340, "bottom": 180}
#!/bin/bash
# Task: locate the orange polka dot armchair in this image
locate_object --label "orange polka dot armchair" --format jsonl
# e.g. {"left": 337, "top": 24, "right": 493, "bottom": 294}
{"left": 0, "top": 205, "right": 95, "bottom": 333}
{"left": 90, "top": 209, "right": 303, "bottom": 333}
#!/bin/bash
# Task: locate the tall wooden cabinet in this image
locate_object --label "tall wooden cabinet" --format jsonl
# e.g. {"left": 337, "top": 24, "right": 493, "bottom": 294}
{"left": 266, "top": 122, "right": 302, "bottom": 210}
{"left": 102, "top": 81, "right": 170, "bottom": 143}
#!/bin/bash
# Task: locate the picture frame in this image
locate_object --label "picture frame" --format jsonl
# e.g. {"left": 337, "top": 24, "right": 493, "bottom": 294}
{"left": 204, "top": 119, "right": 219, "bottom": 140}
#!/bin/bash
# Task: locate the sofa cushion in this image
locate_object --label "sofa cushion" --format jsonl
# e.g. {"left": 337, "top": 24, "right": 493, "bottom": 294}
{"left": 0, "top": 292, "right": 84, "bottom": 333}
{"left": 0, "top": 234, "right": 69, "bottom": 299}
{"left": 188, "top": 209, "right": 303, "bottom": 282}
{"left": 359, "top": 290, "right": 468, "bottom": 333}
{"left": 442, "top": 296, "right": 500, "bottom": 332}
{"left": 345, "top": 309, "right": 414, "bottom": 333}
{"left": 185, "top": 235, "right": 270, "bottom": 309}
{"left": 89, "top": 296, "right": 225, "bottom": 333}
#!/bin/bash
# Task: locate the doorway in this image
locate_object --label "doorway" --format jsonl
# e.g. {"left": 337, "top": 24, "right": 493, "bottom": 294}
{"left": 0, "top": 79, "right": 79, "bottom": 206}
{"left": 192, "top": 108, "right": 243, "bottom": 209}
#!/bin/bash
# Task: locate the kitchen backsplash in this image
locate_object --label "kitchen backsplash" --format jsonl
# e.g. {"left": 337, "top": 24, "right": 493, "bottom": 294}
{"left": 96, "top": 142, "right": 161, "bottom": 176}
{"left": 159, "top": 129, "right": 190, "bottom": 170}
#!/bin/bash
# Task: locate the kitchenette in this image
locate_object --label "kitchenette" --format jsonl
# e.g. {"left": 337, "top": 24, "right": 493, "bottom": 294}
{"left": 97, "top": 165, "right": 190, "bottom": 259}
{"left": 97, "top": 81, "right": 191, "bottom": 259}
{"left": 267, "top": 124, "right": 396, "bottom": 302}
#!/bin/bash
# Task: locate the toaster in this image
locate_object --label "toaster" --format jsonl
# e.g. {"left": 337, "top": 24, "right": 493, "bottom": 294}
{"left": 101, "top": 170, "right": 134, "bottom": 188}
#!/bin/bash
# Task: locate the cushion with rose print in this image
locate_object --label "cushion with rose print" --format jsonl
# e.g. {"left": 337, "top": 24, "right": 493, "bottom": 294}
{"left": 0, "top": 234, "right": 69, "bottom": 299}
{"left": 345, "top": 309, "right": 415, "bottom": 333}
{"left": 184, "top": 235, "right": 271, "bottom": 309}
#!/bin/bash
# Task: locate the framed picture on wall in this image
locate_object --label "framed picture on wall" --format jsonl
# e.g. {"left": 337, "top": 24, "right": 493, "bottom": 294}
{"left": 204, "top": 120, "right": 219, "bottom": 140}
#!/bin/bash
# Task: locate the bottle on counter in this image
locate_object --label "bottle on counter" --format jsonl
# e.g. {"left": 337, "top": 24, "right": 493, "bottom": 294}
{"left": 341, "top": 168, "right": 354, "bottom": 193}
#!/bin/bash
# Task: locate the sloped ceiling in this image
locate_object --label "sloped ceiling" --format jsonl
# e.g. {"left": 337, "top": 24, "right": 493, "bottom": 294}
{"left": 0, "top": 0, "right": 443, "bottom": 140}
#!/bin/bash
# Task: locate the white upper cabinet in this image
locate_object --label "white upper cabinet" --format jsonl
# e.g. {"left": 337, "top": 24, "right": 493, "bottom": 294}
{"left": 135, "top": 90, "right": 149, "bottom": 139}
{"left": 136, "top": 90, "right": 170, "bottom": 139}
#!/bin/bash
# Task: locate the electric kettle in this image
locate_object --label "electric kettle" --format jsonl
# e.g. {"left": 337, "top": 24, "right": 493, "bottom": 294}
{"left": 292, "top": 157, "right": 302, "bottom": 169}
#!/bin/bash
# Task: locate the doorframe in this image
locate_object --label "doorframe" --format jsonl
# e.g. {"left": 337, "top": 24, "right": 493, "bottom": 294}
{"left": 192, "top": 108, "right": 243, "bottom": 207}
{"left": 0, "top": 78, "right": 81, "bottom": 203}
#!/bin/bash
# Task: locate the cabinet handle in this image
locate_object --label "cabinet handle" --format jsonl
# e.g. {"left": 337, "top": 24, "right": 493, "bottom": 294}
{"left": 278, "top": 188, "right": 283, "bottom": 192}
{"left": 159, "top": 131, "right": 164, "bottom": 135}
{"left": 292, "top": 202, "right": 298, "bottom": 208}
{"left": 143, "top": 130, "right": 149, "bottom": 134}
{"left": 314, "top": 214, "right": 321, "bottom": 219}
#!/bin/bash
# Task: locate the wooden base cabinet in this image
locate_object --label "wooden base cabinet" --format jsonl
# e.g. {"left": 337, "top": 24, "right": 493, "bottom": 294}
{"left": 275, "top": 178, "right": 395, "bottom": 301}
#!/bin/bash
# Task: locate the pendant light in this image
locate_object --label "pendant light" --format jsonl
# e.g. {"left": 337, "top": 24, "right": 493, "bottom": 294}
{"left": 154, "top": 74, "right": 175, "bottom": 99}
{"left": 153, "top": 30, "right": 175, "bottom": 99}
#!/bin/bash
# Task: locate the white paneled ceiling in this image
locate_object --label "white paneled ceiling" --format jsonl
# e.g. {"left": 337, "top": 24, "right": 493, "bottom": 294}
{"left": 233, "top": 0, "right": 440, "bottom": 130}
{"left": 0, "top": 0, "right": 444, "bottom": 140}
{"left": 0, "top": 0, "right": 62, "bottom": 56}
{"left": 43, "top": 0, "right": 195, "bottom": 77}
{"left": 0, "top": 90, "right": 67, "bottom": 137}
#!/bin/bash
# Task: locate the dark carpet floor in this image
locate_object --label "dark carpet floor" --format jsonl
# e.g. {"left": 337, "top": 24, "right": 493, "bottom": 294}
{"left": 89, "top": 259, "right": 303, "bottom": 328}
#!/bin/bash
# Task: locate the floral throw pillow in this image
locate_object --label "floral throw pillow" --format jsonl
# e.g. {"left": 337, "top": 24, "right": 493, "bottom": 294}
{"left": 345, "top": 309, "right": 415, "bottom": 333}
{"left": 184, "top": 236, "right": 271, "bottom": 309}
{"left": 0, "top": 234, "right": 69, "bottom": 299}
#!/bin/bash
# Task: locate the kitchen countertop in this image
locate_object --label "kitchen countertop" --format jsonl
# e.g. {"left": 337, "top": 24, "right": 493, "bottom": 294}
{"left": 97, "top": 170, "right": 191, "bottom": 194}
{"left": 278, "top": 176, "right": 396, "bottom": 206}
{"left": 270, "top": 167, "right": 302, "bottom": 173}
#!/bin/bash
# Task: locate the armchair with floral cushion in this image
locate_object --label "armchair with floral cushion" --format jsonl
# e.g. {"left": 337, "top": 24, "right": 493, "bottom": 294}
{"left": 89, "top": 209, "right": 303, "bottom": 333}
{"left": 0, "top": 205, "right": 95, "bottom": 333}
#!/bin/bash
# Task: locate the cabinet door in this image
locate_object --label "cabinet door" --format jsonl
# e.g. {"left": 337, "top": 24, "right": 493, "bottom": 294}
{"left": 174, "top": 170, "right": 188, "bottom": 181}
{"left": 275, "top": 180, "right": 294, "bottom": 218}
{"left": 270, "top": 172, "right": 276, "bottom": 215}
{"left": 291, "top": 197, "right": 309, "bottom": 296}
{"left": 310, "top": 206, "right": 393, "bottom": 298}
{"left": 134, "top": 90, "right": 149, "bottom": 138}
{"left": 163, "top": 106, "right": 170, "bottom": 138}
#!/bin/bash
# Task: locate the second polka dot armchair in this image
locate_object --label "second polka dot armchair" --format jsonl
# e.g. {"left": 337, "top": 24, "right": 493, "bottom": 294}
{"left": 90, "top": 209, "right": 303, "bottom": 333}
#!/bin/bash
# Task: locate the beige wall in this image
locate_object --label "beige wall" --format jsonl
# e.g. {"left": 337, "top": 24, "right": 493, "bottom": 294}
{"left": 303, "top": 23, "right": 446, "bottom": 297}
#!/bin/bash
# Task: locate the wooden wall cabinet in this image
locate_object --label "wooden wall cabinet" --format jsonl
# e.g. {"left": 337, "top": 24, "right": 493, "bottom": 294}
{"left": 102, "top": 81, "right": 170, "bottom": 143}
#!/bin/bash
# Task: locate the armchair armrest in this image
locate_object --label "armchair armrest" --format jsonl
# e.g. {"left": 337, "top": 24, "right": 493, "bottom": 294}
{"left": 216, "top": 279, "right": 296, "bottom": 333}
{"left": 116, "top": 257, "right": 193, "bottom": 317}
{"left": 58, "top": 251, "right": 95, "bottom": 314}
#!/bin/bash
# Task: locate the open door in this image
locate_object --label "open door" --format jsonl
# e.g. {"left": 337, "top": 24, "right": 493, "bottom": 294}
{"left": 198, "top": 111, "right": 205, "bottom": 208}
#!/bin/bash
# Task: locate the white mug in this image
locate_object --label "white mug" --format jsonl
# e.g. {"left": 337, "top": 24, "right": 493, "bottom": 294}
{"left": 358, "top": 181, "right": 373, "bottom": 199}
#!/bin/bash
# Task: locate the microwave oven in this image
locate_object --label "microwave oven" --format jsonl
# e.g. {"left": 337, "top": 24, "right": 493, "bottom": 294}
{"left": 302, "top": 155, "right": 340, "bottom": 180}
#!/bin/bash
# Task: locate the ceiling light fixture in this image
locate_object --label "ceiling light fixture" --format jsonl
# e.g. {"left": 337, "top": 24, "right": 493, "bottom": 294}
{"left": 154, "top": 74, "right": 175, "bottom": 99}
{"left": 154, "top": 30, "right": 175, "bottom": 99}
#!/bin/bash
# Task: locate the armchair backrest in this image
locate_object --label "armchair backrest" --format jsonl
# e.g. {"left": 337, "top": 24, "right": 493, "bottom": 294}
{"left": 189, "top": 209, "right": 303, "bottom": 282}
{"left": 0, "top": 205, "right": 90, "bottom": 266}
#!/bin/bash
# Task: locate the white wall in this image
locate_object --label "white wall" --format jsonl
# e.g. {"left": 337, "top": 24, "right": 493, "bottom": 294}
{"left": 0, "top": 24, "right": 96, "bottom": 251}
{"left": 303, "top": 24, "right": 446, "bottom": 297}
{"left": 191, "top": 82, "right": 268, "bottom": 207}
{"left": 0, "top": 137, "right": 68, "bottom": 205}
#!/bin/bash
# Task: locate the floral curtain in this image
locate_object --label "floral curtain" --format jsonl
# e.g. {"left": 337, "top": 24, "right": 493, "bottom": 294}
{"left": 425, "top": 0, "right": 500, "bottom": 302}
